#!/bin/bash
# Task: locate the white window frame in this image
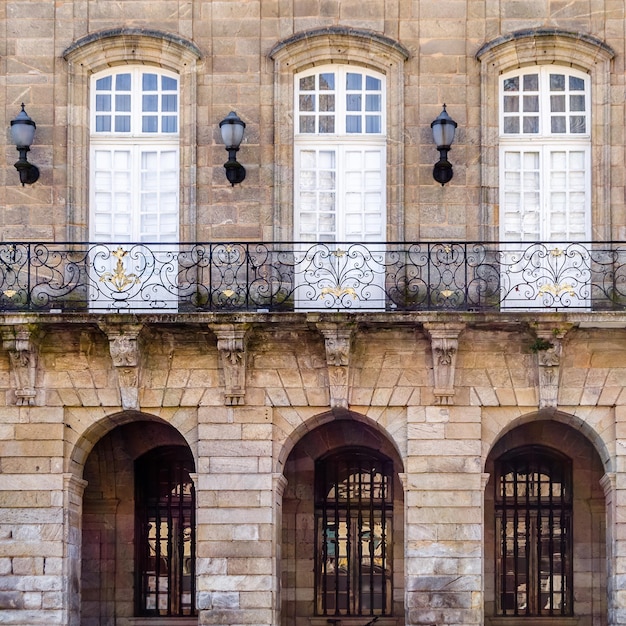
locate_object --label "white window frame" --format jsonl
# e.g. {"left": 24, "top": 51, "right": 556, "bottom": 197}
{"left": 89, "top": 66, "right": 180, "bottom": 243}
{"left": 498, "top": 66, "right": 591, "bottom": 244}
{"left": 294, "top": 65, "right": 387, "bottom": 244}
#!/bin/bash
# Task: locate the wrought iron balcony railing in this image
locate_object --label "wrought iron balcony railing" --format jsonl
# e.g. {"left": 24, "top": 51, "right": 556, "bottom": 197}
{"left": 0, "top": 241, "right": 625, "bottom": 313}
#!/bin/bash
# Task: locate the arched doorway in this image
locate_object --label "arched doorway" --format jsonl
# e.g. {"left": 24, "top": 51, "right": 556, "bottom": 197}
{"left": 281, "top": 414, "right": 405, "bottom": 626}
{"left": 80, "top": 417, "right": 196, "bottom": 625}
{"left": 484, "top": 418, "right": 607, "bottom": 626}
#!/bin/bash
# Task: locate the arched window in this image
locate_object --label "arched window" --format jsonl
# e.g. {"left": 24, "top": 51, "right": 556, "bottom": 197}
{"left": 63, "top": 29, "right": 201, "bottom": 241}
{"left": 476, "top": 30, "right": 614, "bottom": 242}
{"left": 315, "top": 449, "right": 394, "bottom": 616}
{"left": 499, "top": 66, "right": 590, "bottom": 244}
{"left": 495, "top": 446, "right": 572, "bottom": 617}
{"left": 135, "top": 446, "right": 196, "bottom": 617}
{"left": 270, "top": 27, "right": 409, "bottom": 242}
{"left": 295, "top": 65, "right": 386, "bottom": 243}
{"left": 90, "top": 66, "right": 180, "bottom": 243}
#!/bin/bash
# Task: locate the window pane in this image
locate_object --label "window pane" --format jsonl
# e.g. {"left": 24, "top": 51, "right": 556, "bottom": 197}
{"left": 522, "top": 116, "right": 539, "bottom": 133}
{"left": 114, "top": 116, "right": 131, "bottom": 132}
{"left": 503, "top": 117, "right": 519, "bottom": 134}
{"left": 142, "top": 116, "right": 158, "bottom": 133}
{"left": 299, "top": 94, "right": 314, "bottom": 112}
{"left": 570, "top": 94, "right": 585, "bottom": 112}
{"left": 96, "top": 94, "right": 111, "bottom": 112}
{"left": 162, "top": 116, "right": 178, "bottom": 133}
{"left": 116, "top": 94, "right": 131, "bottom": 112}
{"left": 346, "top": 72, "right": 362, "bottom": 90}
{"left": 551, "top": 116, "right": 566, "bottom": 133}
{"left": 142, "top": 73, "right": 158, "bottom": 91}
{"left": 569, "top": 75, "right": 585, "bottom": 91}
{"left": 162, "top": 94, "right": 177, "bottom": 112}
{"left": 142, "top": 94, "right": 158, "bottom": 112}
{"left": 95, "top": 116, "right": 111, "bottom": 132}
{"left": 162, "top": 75, "right": 177, "bottom": 91}
{"left": 523, "top": 74, "right": 538, "bottom": 91}
{"left": 366, "top": 94, "right": 381, "bottom": 112}
{"left": 319, "top": 94, "right": 334, "bottom": 112}
{"left": 96, "top": 75, "right": 112, "bottom": 90}
{"left": 346, "top": 115, "right": 361, "bottom": 133}
{"left": 550, "top": 95, "right": 566, "bottom": 112}
{"left": 504, "top": 95, "right": 519, "bottom": 112}
{"left": 300, "top": 75, "right": 315, "bottom": 91}
{"left": 365, "top": 115, "right": 381, "bottom": 133}
{"left": 366, "top": 75, "right": 381, "bottom": 90}
{"left": 550, "top": 73, "right": 566, "bottom": 91}
{"left": 319, "top": 116, "right": 335, "bottom": 133}
{"left": 504, "top": 76, "right": 519, "bottom": 91}
{"left": 319, "top": 73, "right": 334, "bottom": 90}
{"left": 523, "top": 95, "right": 539, "bottom": 112}
{"left": 299, "top": 117, "right": 315, "bottom": 133}
{"left": 116, "top": 73, "right": 131, "bottom": 90}
{"left": 346, "top": 94, "right": 362, "bottom": 111}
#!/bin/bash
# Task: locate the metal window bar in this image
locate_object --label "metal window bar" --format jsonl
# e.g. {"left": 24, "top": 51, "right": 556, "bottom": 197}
{"left": 496, "top": 450, "right": 572, "bottom": 617}
{"left": 316, "top": 452, "right": 393, "bottom": 617}
{"left": 137, "top": 450, "right": 196, "bottom": 617}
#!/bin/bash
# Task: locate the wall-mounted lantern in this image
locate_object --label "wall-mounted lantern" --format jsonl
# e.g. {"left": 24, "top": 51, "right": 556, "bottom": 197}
{"left": 10, "top": 104, "right": 40, "bottom": 186}
{"left": 431, "top": 104, "right": 457, "bottom": 186}
{"left": 219, "top": 111, "right": 246, "bottom": 186}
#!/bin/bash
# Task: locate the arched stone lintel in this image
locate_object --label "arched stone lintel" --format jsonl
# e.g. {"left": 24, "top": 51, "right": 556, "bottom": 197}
{"left": 63, "top": 27, "right": 202, "bottom": 69}
{"left": 476, "top": 28, "right": 615, "bottom": 70}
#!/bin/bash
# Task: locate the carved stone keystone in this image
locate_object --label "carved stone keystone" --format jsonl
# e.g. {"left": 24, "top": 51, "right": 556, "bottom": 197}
{"left": 98, "top": 321, "right": 144, "bottom": 410}
{"left": 317, "top": 322, "right": 354, "bottom": 409}
{"left": 1, "top": 325, "right": 40, "bottom": 406}
{"left": 533, "top": 323, "right": 573, "bottom": 409}
{"left": 210, "top": 323, "right": 250, "bottom": 406}
{"left": 424, "top": 322, "right": 465, "bottom": 405}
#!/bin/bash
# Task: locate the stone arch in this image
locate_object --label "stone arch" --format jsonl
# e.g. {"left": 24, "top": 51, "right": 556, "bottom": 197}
{"left": 475, "top": 29, "right": 615, "bottom": 240}
{"left": 279, "top": 410, "right": 405, "bottom": 626}
{"left": 66, "top": 410, "right": 197, "bottom": 626}
{"left": 67, "top": 408, "right": 199, "bottom": 478}
{"left": 62, "top": 28, "right": 202, "bottom": 242}
{"left": 481, "top": 407, "right": 613, "bottom": 475}
{"left": 275, "top": 407, "right": 405, "bottom": 475}
{"left": 269, "top": 27, "right": 410, "bottom": 241}
{"left": 483, "top": 413, "right": 608, "bottom": 626}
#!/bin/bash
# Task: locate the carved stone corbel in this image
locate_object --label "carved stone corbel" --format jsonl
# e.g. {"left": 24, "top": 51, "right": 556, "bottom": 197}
{"left": 423, "top": 322, "right": 465, "bottom": 405}
{"left": 317, "top": 322, "right": 354, "bottom": 409}
{"left": 210, "top": 323, "right": 250, "bottom": 406}
{"left": 533, "top": 323, "right": 573, "bottom": 408}
{"left": 98, "top": 321, "right": 144, "bottom": 410}
{"left": 2, "top": 325, "right": 40, "bottom": 406}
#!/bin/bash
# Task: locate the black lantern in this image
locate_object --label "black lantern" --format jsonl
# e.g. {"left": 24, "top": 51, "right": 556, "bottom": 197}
{"left": 430, "top": 104, "right": 457, "bottom": 186}
{"left": 10, "top": 104, "right": 40, "bottom": 186}
{"left": 219, "top": 111, "right": 246, "bottom": 186}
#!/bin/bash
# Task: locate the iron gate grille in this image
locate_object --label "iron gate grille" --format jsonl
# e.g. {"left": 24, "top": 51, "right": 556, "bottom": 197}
{"left": 496, "top": 446, "right": 573, "bottom": 617}
{"left": 315, "top": 450, "right": 394, "bottom": 616}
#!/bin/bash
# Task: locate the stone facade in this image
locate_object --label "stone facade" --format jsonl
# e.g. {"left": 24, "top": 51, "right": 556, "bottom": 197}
{"left": 0, "top": 2, "right": 625, "bottom": 626}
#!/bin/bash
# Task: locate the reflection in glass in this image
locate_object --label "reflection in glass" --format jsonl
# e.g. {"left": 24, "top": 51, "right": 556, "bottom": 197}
{"left": 315, "top": 450, "right": 393, "bottom": 616}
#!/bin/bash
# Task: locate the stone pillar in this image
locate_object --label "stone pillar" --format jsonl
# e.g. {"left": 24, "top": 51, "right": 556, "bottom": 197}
{"left": 405, "top": 404, "right": 482, "bottom": 626}
{"left": 196, "top": 404, "right": 275, "bottom": 626}
{"left": 64, "top": 473, "right": 88, "bottom": 626}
